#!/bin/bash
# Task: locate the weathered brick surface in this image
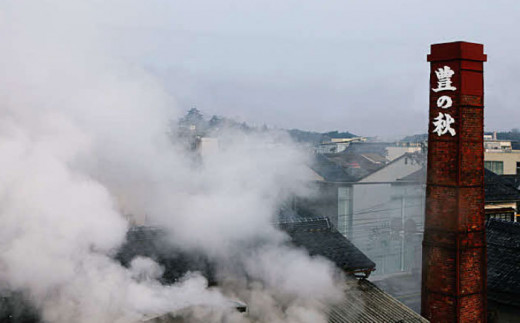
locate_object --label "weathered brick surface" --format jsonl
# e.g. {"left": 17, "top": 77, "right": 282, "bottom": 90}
{"left": 425, "top": 186, "right": 458, "bottom": 230}
{"left": 422, "top": 245, "right": 457, "bottom": 293}
{"left": 459, "top": 294, "right": 486, "bottom": 322}
{"left": 458, "top": 188, "right": 485, "bottom": 231}
{"left": 460, "top": 140, "right": 484, "bottom": 186}
{"left": 426, "top": 141, "right": 458, "bottom": 186}
{"left": 459, "top": 107, "right": 484, "bottom": 141}
{"left": 421, "top": 292, "right": 456, "bottom": 322}
{"left": 459, "top": 248, "right": 486, "bottom": 294}
{"left": 422, "top": 42, "right": 487, "bottom": 322}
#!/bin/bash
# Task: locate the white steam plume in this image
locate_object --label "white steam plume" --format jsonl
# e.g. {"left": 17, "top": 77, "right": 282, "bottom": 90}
{"left": 0, "top": 1, "right": 344, "bottom": 322}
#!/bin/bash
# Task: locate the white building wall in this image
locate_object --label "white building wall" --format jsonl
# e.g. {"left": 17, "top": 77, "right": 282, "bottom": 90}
{"left": 358, "top": 156, "right": 422, "bottom": 183}
{"left": 386, "top": 147, "right": 422, "bottom": 161}
{"left": 349, "top": 183, "right": 425, "bottom": 277}
{"left": 485, "top": 151, "right": 520, "bottom": 175}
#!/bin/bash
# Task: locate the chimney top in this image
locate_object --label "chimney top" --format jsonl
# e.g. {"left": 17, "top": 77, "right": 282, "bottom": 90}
{"left": 427, "top": 41, "right": 487, "bottom": 62}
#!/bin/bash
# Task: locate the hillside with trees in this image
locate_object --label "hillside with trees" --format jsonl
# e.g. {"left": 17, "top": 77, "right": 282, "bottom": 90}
{"left": 174, "top": 108, "right": 357, "bottom": 145}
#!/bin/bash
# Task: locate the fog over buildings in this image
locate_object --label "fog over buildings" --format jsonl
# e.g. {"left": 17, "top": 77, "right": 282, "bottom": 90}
{"left": 1, "top": 1, "right": 520, "bottom": 323}
{"left": 0, "top": 1, "right": 344, "bottom": 322}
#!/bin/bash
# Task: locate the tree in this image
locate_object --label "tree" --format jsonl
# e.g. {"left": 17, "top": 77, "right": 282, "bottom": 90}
{"left": 208, "top": 115, "right": 222, "bottom": 128}
{"left": 180, "top": 108, "right": 204, "bottom": 127}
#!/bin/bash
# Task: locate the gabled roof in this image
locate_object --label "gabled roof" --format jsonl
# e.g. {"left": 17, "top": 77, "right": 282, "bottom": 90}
{"left": 486, "top": 219, "right": 520, "bottom": 307}
{"left": 360, "top": 152, "right": 388, "bottom": 164}
{"left": 312, "top": 150, "right": 428, "bottom": 184}
{"left": 484, "top": 169, "right": 520, "bottom": 202}
{"left": 499, "top": 174, "right": 520, "bottom": 191}
{"left": 120, "top": 221, "right": 378, "bottom": 282}
{"left": 358, "top": 152, "right": 424, "bottom": 183}
{"left": 310, "top": 153, "right": 357, "bottom": 182}
{"left": 279, "top": 217, "right": 376, "bottom": 276}
{"left": 396, "top": 167, "right": 426, "bottom": 183}
{"left": 310, "top": 151, "right": 390, "bottom": 183}
{"left": 327, "top": 152, "right": 386, "bottom": 179}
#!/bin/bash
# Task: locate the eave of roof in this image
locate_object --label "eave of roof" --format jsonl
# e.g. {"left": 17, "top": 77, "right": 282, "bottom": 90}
{"left": 280, "top": 218, "right": 376, "bottom": 274}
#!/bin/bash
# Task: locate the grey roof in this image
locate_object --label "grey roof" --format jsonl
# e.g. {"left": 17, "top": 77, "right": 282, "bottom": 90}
{"left": 280, "top": 217, "right": 376, "bottom": 275}
{"left": 313, "top": 151, "right": 428, "bottom": 184}
{"left": 396, "top": 167, "right": 426, "bottom": 183}
{"left": 499, "top": 174, "right": 520, "bottom": 191}
{"left": 326, "top": 152, "right": 386, "bottom": 181}
{"left": 0, "top": 291, "right": 39, "bottom": 322}
{"left": 327, "top": 279, "right": 428, "bottom": 323}
{"left": 484, "top": 169, "right": 520, "bottom": 203}
{"left": 310, "top": 152, "right": 387, "bottom": 183}
{"left": 395, "top": 167, "right": 520, "bottom": 203}
{"left": 116, "top": 227, "right": 216, "bottom": 285}
{"left": 486, "top": 219, "right": 520, "bottom": 307}
{"left": 310, "top": 153, "right": 356, "bottom": 182}
{"left": 343, "top": 142, "right": 389, "bottom": 155}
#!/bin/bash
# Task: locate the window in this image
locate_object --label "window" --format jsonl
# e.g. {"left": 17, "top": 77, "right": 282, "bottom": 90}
{"left": 486, "top": 212, "right": 514, "bottom": 222}
{"left": 516, "top": 161, "right": 520, "bottom": 175}
{"left": 337, "top": 186, "right": 353, "bottom": 238}
{"left": 484, "top": 161, "right": 504, "bottom": 175}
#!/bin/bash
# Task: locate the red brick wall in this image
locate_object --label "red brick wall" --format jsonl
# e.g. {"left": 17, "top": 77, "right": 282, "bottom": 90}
{"left": 421, "top": 42, "right": 487, "bottom": 322}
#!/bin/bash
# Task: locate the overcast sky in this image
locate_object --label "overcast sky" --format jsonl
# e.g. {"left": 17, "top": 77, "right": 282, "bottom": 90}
{"left": 16, "top": 1, "right": 520, "bottom": 139}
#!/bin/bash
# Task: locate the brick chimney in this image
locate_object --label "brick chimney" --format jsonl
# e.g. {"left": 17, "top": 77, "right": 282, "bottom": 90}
{"left": 421, "top": 42, "right": 487, "bottom": 322}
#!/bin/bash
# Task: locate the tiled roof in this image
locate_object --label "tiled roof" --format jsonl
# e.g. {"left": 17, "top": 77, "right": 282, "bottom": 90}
{"left": 116, "top": 227, "right": 216, "bottom": 285}
{"left": 484, "top": 169, "right": 520, "bottom": 202}
{"left": 327, "top": 152, "right": 385, "bottom": 180}
{"left": 310, "top": 153, "right": 357, "bottom": 182}
{"left": 486, "top": 219, "right": 520, "bottom": 307}
{"left": 327, "top": 278, "right": 428, "bottom": 323}
{"left": 311, "top": 152, "right": 389, "bottom": 183}
{"left": 279, "top": 218, "right": 376, "bottom": 275}
{"left": 499, "top": 174, "right": 520, "bottom": 191}
{"left": 120, "top": 224, "right": 428, "bottom": 322}
{"left": 395, "top": 167, "right": 520, "bottom": 203}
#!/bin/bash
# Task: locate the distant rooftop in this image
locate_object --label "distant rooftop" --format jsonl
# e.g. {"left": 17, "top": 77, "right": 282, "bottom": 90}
{"left": 310, "top": 151, "right": 388, "bottom": 183}
{"left": 395, "top": 167, "right": 520, "bottom": 203}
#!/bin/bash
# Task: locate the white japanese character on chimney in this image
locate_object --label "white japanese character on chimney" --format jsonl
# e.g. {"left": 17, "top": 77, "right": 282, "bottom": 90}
{"left": 432, "top": 66, "right": 457, "bottom": 92}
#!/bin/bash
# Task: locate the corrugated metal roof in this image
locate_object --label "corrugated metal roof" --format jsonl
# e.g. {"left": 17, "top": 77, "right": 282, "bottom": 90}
{"left": 328, "top": 279, "right": 428, "bottom": 323}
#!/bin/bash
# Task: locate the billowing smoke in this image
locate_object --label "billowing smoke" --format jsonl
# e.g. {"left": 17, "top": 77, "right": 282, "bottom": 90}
{"left": 0, "top": 1, "right": 343, "bottom": 322}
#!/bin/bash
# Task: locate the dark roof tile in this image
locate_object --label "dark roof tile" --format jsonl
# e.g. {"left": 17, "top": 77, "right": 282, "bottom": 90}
{"left": 484, "top": 169, "right": 520, "bottom": 202}
{"left": 279, "top": 218, "right": 376, "bottom": 273}
{"left": 486, "top": 219, "right": 520, "bottom": 306}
